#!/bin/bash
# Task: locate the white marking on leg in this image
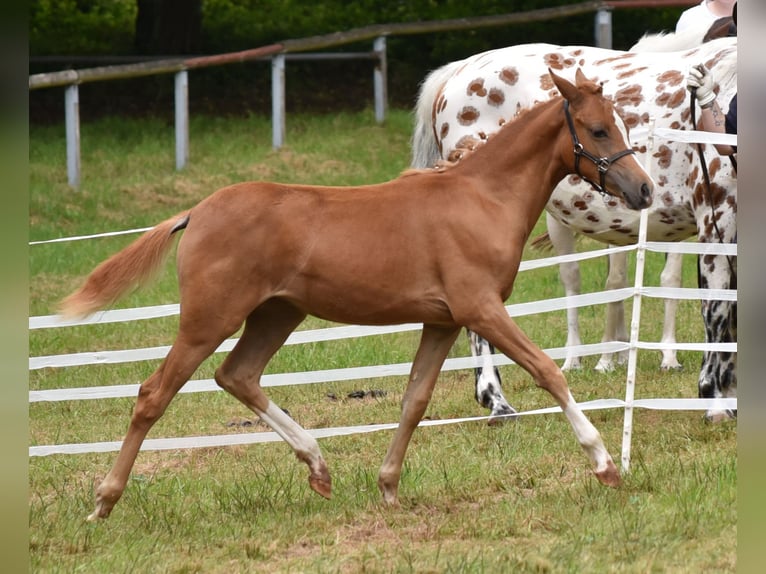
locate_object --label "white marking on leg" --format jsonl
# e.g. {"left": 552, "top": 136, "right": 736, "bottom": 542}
{"left": 561, "top": 392, "right": 612, "bottom": 473}
{"left": 256, "top": 400, "right": 323, "bottom": 464}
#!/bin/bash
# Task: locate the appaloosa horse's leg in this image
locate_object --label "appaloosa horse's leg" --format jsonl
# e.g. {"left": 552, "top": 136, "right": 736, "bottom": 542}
{"left": 214, "top": 298, "right": 331, "bottom": 498}
{"left": 595, "top": 249, "right": 629, "bottom": 372}
{"left": 659, "top": 252, "right": 683, "bottom": 370}
{"left": 697, "top": 249, "right": 737, "bottom": 421}
{"left": 378, "top": 324, "right": 461, "bottom": 505}
{"left": 546, "top": 214, "right": 584, "bottom": 371}
{"left": 468, "top": 330, "right": 517, "bottom": 423}
{"left": 600, "top": 252, "right": 684, "bottom": 372}
{"left": 87, "top": 318, "right": 241, "bottom": 521}
{"left": 467, "top": 300, "right": 620, "bottom": 486}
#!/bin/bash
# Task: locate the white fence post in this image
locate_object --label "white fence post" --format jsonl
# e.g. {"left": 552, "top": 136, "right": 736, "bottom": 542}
{"left": 272, "top": 54, "right": 286, "bottom": 149}
{"left": 621, "top": 118, "right": 655, "bottom": 473}
{"left": 373, "top": 36, "right": 387, "bottom": 124}
{"left": 174, "top": 70, "right": 189, "bottom": 170}
{"left": 64, "top": 84, "right": 81, "bottom": 188}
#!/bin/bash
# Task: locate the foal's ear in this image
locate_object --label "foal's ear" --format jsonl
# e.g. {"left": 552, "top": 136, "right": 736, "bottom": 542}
{"left": 549, "top": 67, "right": 578, "bottom": 102}
{"left": 574, "top": 67, "right": 603, "bottom": 95}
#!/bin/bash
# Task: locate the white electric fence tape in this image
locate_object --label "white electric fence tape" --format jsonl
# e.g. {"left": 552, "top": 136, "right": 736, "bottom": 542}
{"left": 29, "top": 124, "right": 737, "bottom": 459}
{"left": 29, "top": 397, "right": 737, "bottom": 457}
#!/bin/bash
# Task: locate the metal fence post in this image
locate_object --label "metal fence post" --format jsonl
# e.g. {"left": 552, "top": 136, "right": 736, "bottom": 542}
{"left": 595, "top": 8, "right": 613, "bottom": 49}
{"left": 272, "top": 54, "right": 286, "bottom": 149}
{"left": 174, "top": 70, "right": 189, "bottom": 170}
{"left": 64, "top": 84, "right": 81, "bottom": 188}
{"left": 373, "top": 36, "right": 388, "bottom": 124}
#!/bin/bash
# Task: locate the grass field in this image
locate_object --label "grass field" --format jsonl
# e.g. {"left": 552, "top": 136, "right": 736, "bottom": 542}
{"left": 29, "top": 109, "right": 736, "bottom": 573}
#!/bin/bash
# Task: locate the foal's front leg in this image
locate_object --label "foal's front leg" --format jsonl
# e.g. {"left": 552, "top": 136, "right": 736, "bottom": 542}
{"left": 378, "top": 324, "right": 460, "bottom": 505}
{"left": 468, "top": 303, "right": 621, "bottom": 487}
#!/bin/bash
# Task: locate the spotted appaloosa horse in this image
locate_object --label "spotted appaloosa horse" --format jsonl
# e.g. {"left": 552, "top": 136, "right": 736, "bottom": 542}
{"left": 61, "top": 69, "right": 652, "bottom": 521}
{"left": 411, "top": 36, "right": 736, "bottom": 422}
{"left": 532, "top": 19, "right": 739, "bottom": 377}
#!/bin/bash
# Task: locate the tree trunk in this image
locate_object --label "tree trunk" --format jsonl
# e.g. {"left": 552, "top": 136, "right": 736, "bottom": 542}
{"left": 135, "top": 0, "right": 202, "bottom": 55}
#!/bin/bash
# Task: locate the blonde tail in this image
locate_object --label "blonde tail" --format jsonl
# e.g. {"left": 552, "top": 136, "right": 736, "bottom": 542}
{"left": 59, "top": 211, "right": 190, "bottom": 318}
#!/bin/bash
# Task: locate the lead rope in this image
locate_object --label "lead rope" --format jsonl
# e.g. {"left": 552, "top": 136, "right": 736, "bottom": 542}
{"left": 689, "top": 90, "right": 737, "bottom": 279}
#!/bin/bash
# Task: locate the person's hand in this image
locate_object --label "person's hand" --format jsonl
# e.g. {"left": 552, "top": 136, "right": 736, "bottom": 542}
{"left": 686, "top": 64, "right": 716, "bottom": 108}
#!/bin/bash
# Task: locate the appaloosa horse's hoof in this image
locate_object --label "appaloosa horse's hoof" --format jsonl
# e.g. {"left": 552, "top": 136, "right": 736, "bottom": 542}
{"left": 704, "top": 409, "right": 737, "bottom": 423}
{"left": 488, "top": 405, "right": 518, "bottom": 426}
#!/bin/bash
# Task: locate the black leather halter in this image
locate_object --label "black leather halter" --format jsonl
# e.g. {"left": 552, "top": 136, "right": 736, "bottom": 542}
{"left": 563, "top": 99, "right": 636, "bottom": 195}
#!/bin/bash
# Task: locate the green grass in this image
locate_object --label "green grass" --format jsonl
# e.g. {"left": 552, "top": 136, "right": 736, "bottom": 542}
{"left": 29, "top": 109, "right": 736, "bottom": 573}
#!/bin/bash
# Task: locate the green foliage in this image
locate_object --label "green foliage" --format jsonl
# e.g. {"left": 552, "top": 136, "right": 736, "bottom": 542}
{"left": 29, "top": 1, "right": 686, "bottom": 119}
{"left": 28, "top": 0, "right": 683, "bottom": 56}
{"left": 29, "top": 0, "right": 137, "bottom": 55}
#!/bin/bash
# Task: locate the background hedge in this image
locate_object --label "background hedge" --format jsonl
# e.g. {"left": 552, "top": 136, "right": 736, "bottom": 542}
{"left": 29, "top": 0, "right": 683, "bottom": 123}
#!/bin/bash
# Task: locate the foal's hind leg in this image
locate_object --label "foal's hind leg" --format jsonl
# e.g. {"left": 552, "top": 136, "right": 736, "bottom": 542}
{"left": 378, "top": 324, "right": 461, "bottom": 505}
{"left": 214, "top": 299, "right": 331, "bottom": 498}
{"left": 88, "top": 324, "right": 239, "bottom": 521}
{"left": 467, "top": 302, "right": 620, "bottom": 487}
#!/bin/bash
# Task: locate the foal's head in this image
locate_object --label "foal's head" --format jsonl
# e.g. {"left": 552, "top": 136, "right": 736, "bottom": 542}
{"left": 549, "top": 68, "right": 654, "bottom": 211}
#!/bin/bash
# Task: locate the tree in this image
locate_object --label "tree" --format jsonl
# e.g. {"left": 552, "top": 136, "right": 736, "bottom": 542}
{"left": 134, "top": 0, "right": 202, "bottom": 55}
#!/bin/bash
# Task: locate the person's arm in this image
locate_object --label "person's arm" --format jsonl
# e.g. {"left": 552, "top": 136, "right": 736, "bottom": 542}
{"left": 686, "top": 64, "right": 736, "bottom": 155}
{"left": 698, "top": 99, "right": 736, "bottom": 155}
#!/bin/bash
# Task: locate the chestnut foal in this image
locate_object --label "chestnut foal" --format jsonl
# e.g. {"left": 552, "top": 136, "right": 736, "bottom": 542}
{"left": 61, "top": 69, "right": 652, "bottom": 521}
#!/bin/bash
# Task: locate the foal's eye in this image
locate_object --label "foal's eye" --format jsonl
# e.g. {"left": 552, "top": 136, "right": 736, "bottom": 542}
{"left": 591, "top": 128, "right": 608, "bottom": 139}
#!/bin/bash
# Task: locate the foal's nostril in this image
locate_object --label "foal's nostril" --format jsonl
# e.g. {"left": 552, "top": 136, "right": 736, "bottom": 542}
{"left": 641, "top": 183, "right": 652, "bottom": 201}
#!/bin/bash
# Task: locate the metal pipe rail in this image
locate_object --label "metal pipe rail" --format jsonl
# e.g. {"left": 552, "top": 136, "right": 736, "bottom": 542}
{"left": 29, "top": 1, "right": 698, "bottom": 188}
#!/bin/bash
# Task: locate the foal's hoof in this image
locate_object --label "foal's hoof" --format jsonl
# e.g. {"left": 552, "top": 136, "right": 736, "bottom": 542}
{"left": 594, "top": 459, "right": 621, "bottom": 488}
{"left": 309, "top": 472, "right": 332, "bottom": 499}
{"left": 86, "top": 500, "right": 112, "bottom": 522}
{"left": 487, "top": 406, "right": 518, "bottom": 426}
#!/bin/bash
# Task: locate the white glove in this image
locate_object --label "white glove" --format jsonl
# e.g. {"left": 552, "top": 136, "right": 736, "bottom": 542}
{"left": 686, "top": 64, "right": 716, "bottom": 108}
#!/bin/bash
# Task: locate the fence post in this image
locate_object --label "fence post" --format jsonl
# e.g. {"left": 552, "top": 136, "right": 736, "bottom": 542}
{"left": 174, "top": 70, "right": 189, "bottom": 170}
{"left": 373, "top": 36, "right": 388, "bottom": 124}
{"left": 64, "top": 84, "right": 81, "bottom": 188}
{"left": 272, "top": 54, "right": 286, "bottom": 149}
{"left": 621, "top": 118, "right": 655, "bottom": 474}
{"left": 595, "top": 8, "right": 613, "bottom": 49}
